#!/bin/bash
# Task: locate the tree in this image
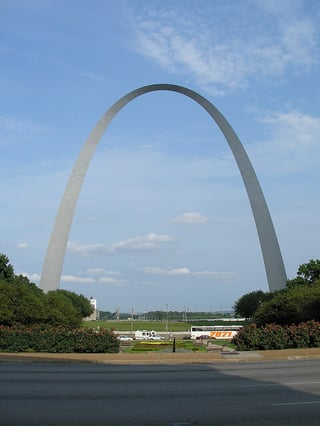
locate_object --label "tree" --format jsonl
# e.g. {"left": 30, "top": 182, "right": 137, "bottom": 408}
{"left": 253, "top": 283, "right": 320, "bottom": 326}
{"left": 233, "top": 290, "right": 273, "bottom": 319}
{"left": 0, "top": 280, "right": 47, "bottom": 326}
{"left": 0, "top": 281, "right": 15, "bottom": 325}
{"left": 287, "top": 259, "right": 320, "bottom": 287}
{"left": 297, "top": 259, "right": 320, "bottom": 284}
{"left": 0, "top": 254, "right": 14, "bottom": 283}
{"left": 54, "top": 290, "right": 94, "bottom": 318}
{"left": 13, "top": 274, "right": 44, "bottom": 295}
{"left": 0, "top": 253, "right": 94, "bottom": 328}
{"left": 286, "top": 276, "right": 308, "bottom": 288}
{"left": 45, "top": 291, "right": 82, "bottom": 327}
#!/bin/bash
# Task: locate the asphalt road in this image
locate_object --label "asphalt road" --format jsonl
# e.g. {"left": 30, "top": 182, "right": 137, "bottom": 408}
{"left": 1, "top": 360, "right": 320, "bottom": 425}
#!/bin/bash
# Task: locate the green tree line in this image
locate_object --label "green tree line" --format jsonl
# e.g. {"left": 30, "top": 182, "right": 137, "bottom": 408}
{"left": 0, "top": 254, "right": 93, "bottom": 327}
{"left": 234, "top": 259, "right": 320, "bottom": 326}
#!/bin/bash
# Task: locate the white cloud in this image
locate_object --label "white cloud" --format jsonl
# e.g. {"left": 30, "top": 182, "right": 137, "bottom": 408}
{"left": 112, "top": 233, "right": 173, "bottom": 252}
{"left": 19, "top": 272, "right": 40, "bottom": 282}
{"left": 86, "top": 268, "right": 118, "bottom": 276}
{"left": 67, "top": 233, "right": 173, "bottom": 256}
{"left": 143, "top": 266, "right": 191, "bottom": 276}
{"left": 171, "top": 212, "right": 207, "bottom": 224}
{"left": 61, "top": 275, "right": 95, "bottom": 284}
{"left": 250, "top": 110, "right": 320, "bottom": 175}
{"left": 131, "top": 1, "right": 318, "bottom": 95}
{"left": 98, "top": 277, "right": 127, "bottom": 286}
{"left": 0, "top": 116, "right": 47, "bottom": 146}
{"left": 17, "top": 242, "right": 28, "bottom": 249}
{"left": 67, "top": 242, "right": 108, "bottom": 255}
{"left": 142, "top": 266, "right": 237, "bottom": 282}
{"left": 79, "top": 71, "right": 106, "bottom": 82}
{"left": 263, "top": 111, "right": 320, "bottom": 150}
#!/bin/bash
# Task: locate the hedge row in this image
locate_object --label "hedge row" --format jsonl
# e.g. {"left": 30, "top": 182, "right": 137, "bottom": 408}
{"left": 232, "top": 321, "right": 320, "bottom": 351}
{"left": 0, "top": 325, "right": 120, "bottom": 353}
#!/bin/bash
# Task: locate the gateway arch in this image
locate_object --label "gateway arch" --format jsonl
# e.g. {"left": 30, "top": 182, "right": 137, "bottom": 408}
{"left": 39, "top": 84, "right": 287, "bottom": 293}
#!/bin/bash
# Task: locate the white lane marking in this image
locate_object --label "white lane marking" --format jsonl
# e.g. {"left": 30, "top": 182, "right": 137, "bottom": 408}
{"left": 273, "top": 400, "right": 320, "bottom": 406}
{"left": 242, "top": 381, "right": 320, "bottom": 387}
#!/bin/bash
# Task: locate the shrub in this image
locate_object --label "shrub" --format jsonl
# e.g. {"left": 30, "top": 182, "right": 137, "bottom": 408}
{"left": 0, "top": 278, "right": 94, "bottom": 328}
{"left": 231, "top": 323, "right": 262, "bottom": 351}
{"left": 232, "top": 321, "right": 320, "bottom": 351}
{"left": 253, "top": 284, "right": 320, "bottom": 326}
{"left": 0, "top": 325, "right": 120, "bottom": 353}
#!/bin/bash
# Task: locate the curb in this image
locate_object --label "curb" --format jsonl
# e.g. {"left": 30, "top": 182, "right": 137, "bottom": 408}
{"left": 2, "top": 348, "right": 320, "bottom": 365}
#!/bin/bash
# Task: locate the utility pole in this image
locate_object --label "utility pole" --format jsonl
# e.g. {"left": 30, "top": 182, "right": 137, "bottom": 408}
{"left": 166, "top": 304, "right": 169, "bottom": 333}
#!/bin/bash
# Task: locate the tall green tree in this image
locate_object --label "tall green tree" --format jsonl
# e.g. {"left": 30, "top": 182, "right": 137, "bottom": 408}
{"left": 54, "top": 289, "right": 94, "bottom": 318}
{"left": 45, "top": 291, "right": 82, "bottom": 327}
{"left": 233, "top": 290, "right": 273, "bottom": 319}
{"left": 0, "top": 254, "right": 14, "bottom": 282}
{"left": 14, "top": 274, "right": 44, "bottom": 295}
{"left": 0, "top": 280, "right": 46, "bottom": 326}
{"left": 0, "top": 254, "right": 94, "bottom": 328}
{"left": 287, "top": 259, "right": 320, "bottom": 287}
{"left": 253, "top": 283, "right": 320, "bottom": 326}
{"left": 297, "top": 259, "right": 320, "bottom": 284}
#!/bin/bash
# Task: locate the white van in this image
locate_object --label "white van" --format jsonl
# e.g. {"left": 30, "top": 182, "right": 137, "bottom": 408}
{"left": 134, "top": 330, "right": 157, "bottom": 340}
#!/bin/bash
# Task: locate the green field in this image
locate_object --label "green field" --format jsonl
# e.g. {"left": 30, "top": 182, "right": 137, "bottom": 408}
{"left": 82, "top": 320, "right": 239, "bottom": 350}
{"left": 82, "top": 320, "right": 191, "bottom": 332}
{"left": 127, "top": 340, "right": 208, "bottom": 352}
{"left": 82, "top": 319, "right": 249, "bottom": 332}
{"left": 120, "top": 339, "right": 236, "bottom": 352}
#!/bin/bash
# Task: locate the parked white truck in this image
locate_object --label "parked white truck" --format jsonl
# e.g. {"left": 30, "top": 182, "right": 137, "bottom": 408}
{"left": 134, "top": 330, "right": 157, "bottom": 340}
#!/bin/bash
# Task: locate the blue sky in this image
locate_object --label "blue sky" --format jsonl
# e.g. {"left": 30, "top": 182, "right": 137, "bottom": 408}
{"left": 1, "top": 0, "right": 319, "bottom": 313}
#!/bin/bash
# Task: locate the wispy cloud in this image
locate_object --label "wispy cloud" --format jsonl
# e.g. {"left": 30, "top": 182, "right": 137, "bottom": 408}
{"left": 0, "top": 116, "right": 47, "bottom": 146}
{"left": 67, "top": 242, "right": 107, "bottom": 256}
{"left": 143, "top": 266, "right": 192, "bottom": 276}
{"left": 142, "top": 266, "right": 237, "bottom": 282}
{"left": 25, "top": 270, "right": 126, "bottom": 287}
{"left": 86, "top": 268, "right": 119, "bottom": 276}
{"left": 111, "top": 233, "right": 173, "bottom": 252}
{"left": 250, "top": 110, "right": 320, "bottom": 175}
{"left": 98, "top": 277, "right": 128, "bottom": 286}
{"left": 130, "top": 1, "right": 318, "bottom": 95}
{"left": 67, "top": 233, "right": 173, "bottom": 256}
{"left": 17, "top": 242, "right": 28, "bottom": 249}
{"left": 61, "top": 275, "right": 95, "bottom": 284}
{"left": 171, "top": 212, "right": 207, "bottom": 224}
{"left": 19, "top": 273, "right": 41, "bottom": 282}
{"left": 79, "top": 71, "right": 106, "bottom": 82}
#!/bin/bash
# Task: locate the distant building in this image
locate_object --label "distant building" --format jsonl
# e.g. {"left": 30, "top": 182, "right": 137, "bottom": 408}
{"left": 85, "top": 297, "right": 97, "bottom": 321}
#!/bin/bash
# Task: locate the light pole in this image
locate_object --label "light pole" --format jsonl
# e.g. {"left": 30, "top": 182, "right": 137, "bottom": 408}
{"left": 166, "top": 304, "right": 168, "bottom": 333}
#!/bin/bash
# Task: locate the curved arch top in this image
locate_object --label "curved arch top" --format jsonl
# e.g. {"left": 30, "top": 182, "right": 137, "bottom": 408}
{"left": 39, "top": 84, "right": 287, "bottom": 293}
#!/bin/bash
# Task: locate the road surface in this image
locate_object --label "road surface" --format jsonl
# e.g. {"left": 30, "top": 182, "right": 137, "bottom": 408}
{"left": 1, "top": 360, "right": 320, "bottom": 425}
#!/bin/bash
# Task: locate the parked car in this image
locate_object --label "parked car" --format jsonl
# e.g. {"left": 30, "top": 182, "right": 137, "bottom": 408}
{"left": 195, "top": 335, "right": 215, "bottom": 340}
{"left": 117, "top": 335, "right": 133, "bottom": 342}
{"left": 148, "top": 335, "right": 164, "bottom": 341}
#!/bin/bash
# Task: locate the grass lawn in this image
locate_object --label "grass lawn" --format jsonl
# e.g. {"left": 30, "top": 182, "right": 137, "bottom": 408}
{"left": 82, "top": 320, "right": 191, "bottom": 332}
{"left": 120, "top": 339, "right": 236, "bottom": 353}
{"left": 82, "top": 321, "right": 239, "bottom": 351}
{"left": 122, "top": 340, "right": 207, "bottom": 353}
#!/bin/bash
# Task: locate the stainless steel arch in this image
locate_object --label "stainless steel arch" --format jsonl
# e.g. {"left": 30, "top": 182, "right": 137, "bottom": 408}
{"left": 40, "top": 84, "right": 287, "bottom": 293}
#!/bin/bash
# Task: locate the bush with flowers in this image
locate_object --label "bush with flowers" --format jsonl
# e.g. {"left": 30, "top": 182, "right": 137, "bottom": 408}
{"left": 232, "top": 320, "right": 320, "bottom": 351}
{"left": 0, "top": 325, "right": 120, "bottom": 353}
